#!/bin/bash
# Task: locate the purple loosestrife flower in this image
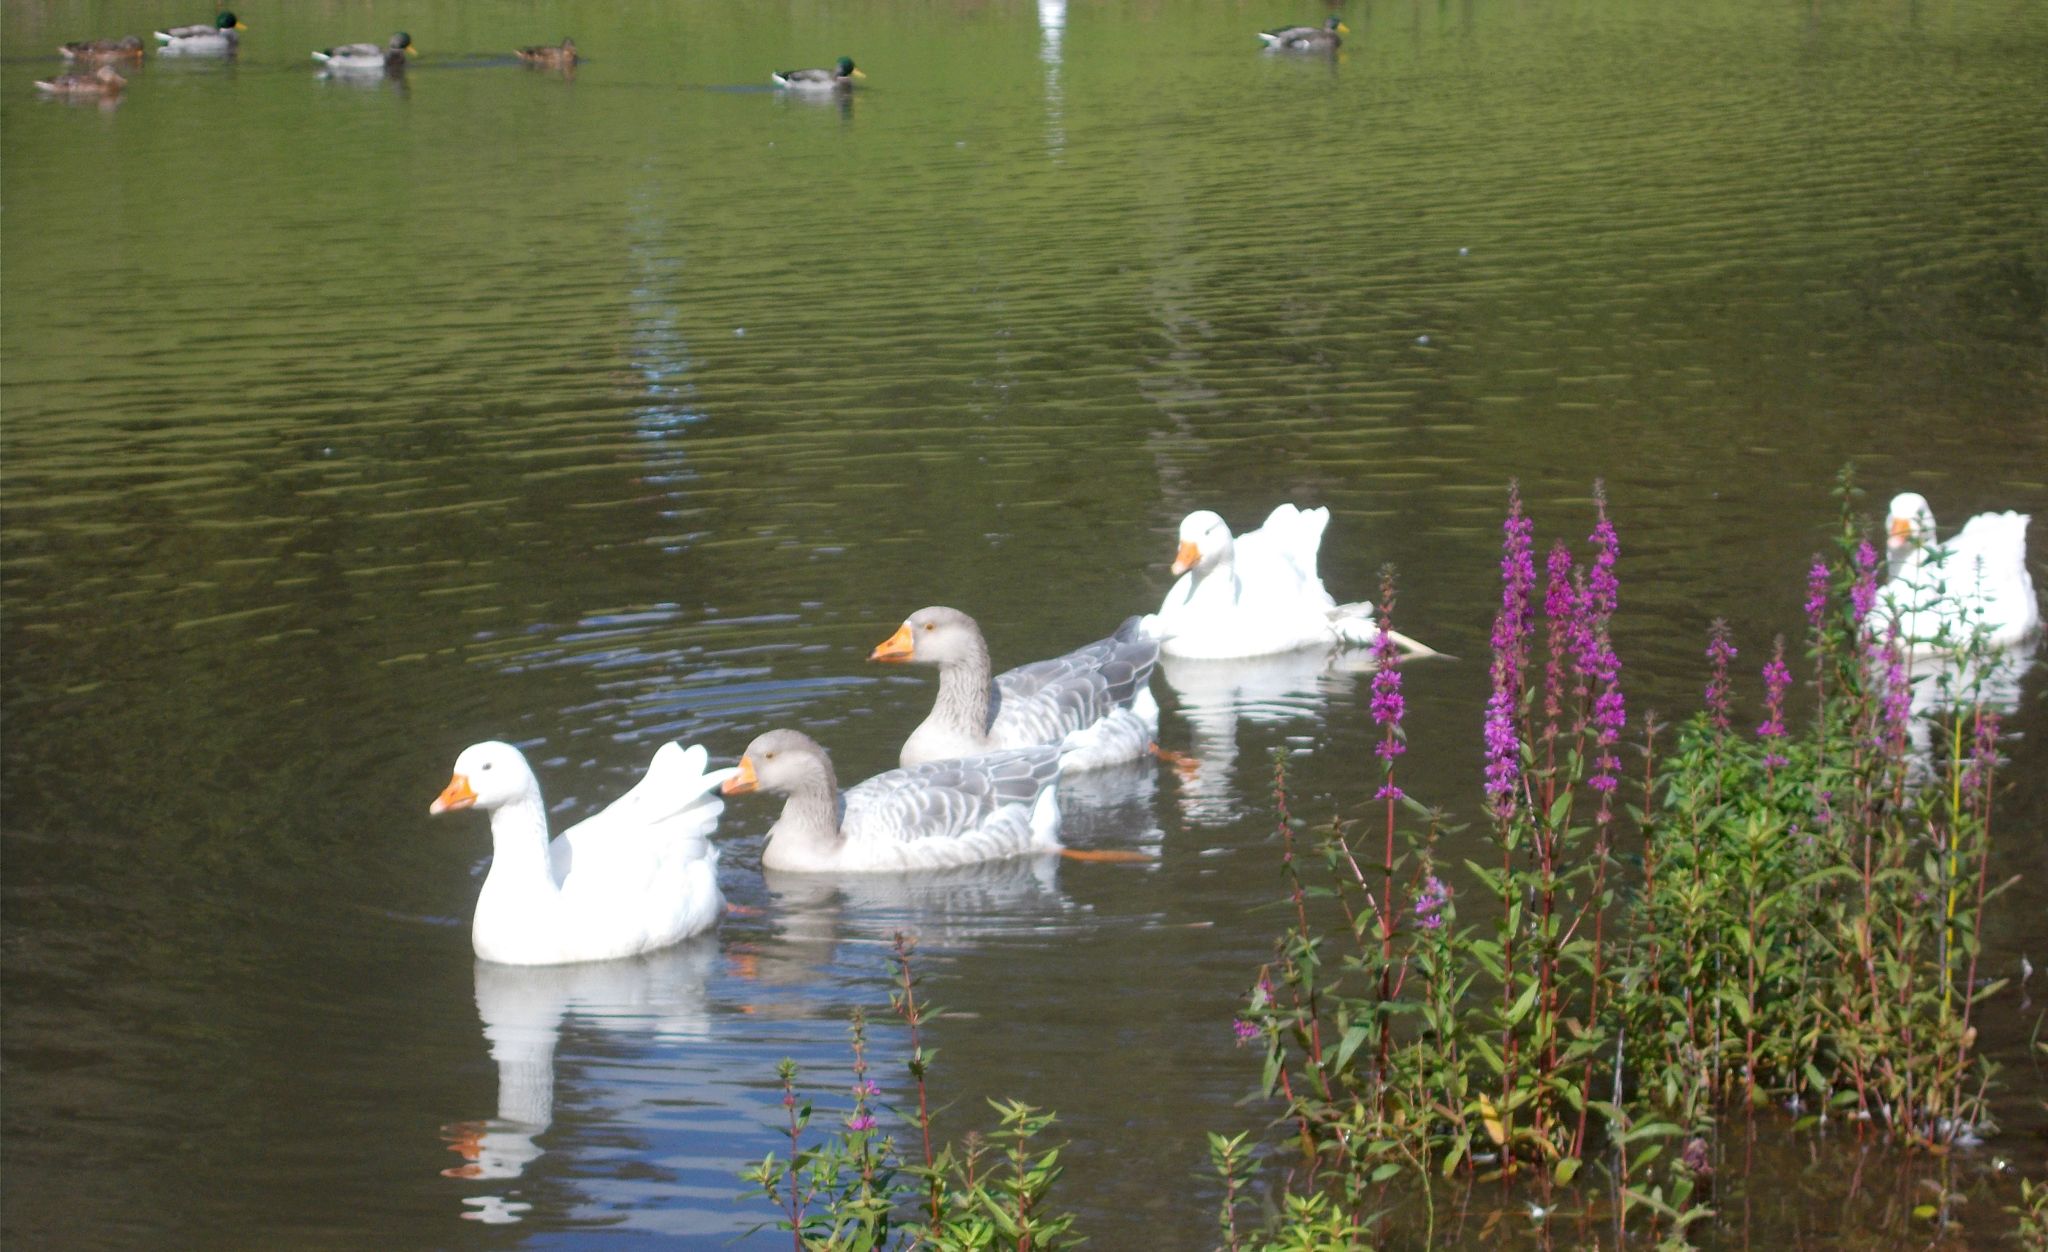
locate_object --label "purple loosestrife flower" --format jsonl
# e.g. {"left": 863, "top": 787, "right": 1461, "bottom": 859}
{"left": 1805, "top": 558, "right": 1830, "bottom": 633}
{"left": 1961, "top": 711, "right": 2003, "bottom": 798}
{"left": 1485, "top": 485, "right": 1536, "bottom": 819}
{"left": 1370, "top": 571, "right": 1406, "bottom": 798}
{"left": 1586, "top": 482, "right": 1620, "bottom": 623}
{"left": 1232, "top": 1018, "right": 1261, "bottom": 1046}
{"left": 853, "top": 1079, "right": 880, "bottom": 1099}
{"left": 1542, "top": 542, "right": 1576, "bottom": 722}
{"left": 1876, "top": 625, "right": 1911, "bottom": 749}
{"left": 846, "top": 1112, "right": 877, "bottom": 1132}
{"left": 1757, "top": 635, "right": 1792, "bottom": 768}
{"left": 1705, "top": 620, "right": 1738, "bottom": 734}
{"left": 1501, "top": 481, "right": 1537, "bottom": 667}
{"left": 1851, "top": 541, "right": 1880, "bottom": 627}
{"left": 1413, "top": 875, "right": 1450, "bottom": 931}
{"left": 1483, "top": 681, "right": 1519, "bottom": 818}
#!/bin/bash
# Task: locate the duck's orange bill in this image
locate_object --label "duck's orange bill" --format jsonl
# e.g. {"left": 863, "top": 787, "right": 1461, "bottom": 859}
{"left": 870, "top": 623, "right": 914, "bottom": 662}
{"left": 721, "top": 756, "right": 759, "bottom": 795}
{"left": 430, "top": 773, "right": 476, "bottom": 815}
{"left": 1889, "top": 516, "right": 1912, "bottom": 541}
{"left": 1171, "top": 541, "right": 1201, "bottom": 576}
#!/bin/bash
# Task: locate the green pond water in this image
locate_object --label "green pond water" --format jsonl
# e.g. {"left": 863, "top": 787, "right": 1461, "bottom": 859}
{"left": 3, "top": 0, "right": 2045, "bottom": 1246}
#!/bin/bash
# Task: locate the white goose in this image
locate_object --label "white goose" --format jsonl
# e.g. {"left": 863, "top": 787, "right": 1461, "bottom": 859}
{"left": 429, "top": 740, "right": 735, "bottom": 966}
{"left": 870, "top": 607, "right": 1160, "bottom": 772}
{"left": 721, "top": 729, "right": 1061, "bottom": 873}
{"left": 1145, "top": 504, "right": 1438, "bottom": 660}
{"left": 1882, "top": 493, "right": 2040, "bottom": 652}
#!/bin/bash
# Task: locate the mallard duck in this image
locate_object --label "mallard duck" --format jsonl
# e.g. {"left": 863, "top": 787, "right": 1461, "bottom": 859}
{"left": 154, "top": 12, "right": 244, "bottom": 54}
{"left": 872, "top": 608, "right": 1160, "bottom": 772}
{"left": 772, "top": 56, "right": 865, "bottom": 90}
{"left": 721, "top": 729, "right": 1061, "bottom": 873}
{"left": 516, "top": 37, "right": 577, "bottom": 67}
{"left": 1880, "top": 493, "right": 2040, "bottom": 652}
{"left": 1257, "top": 16, "right": 1348, "bottom": 50}
{"left": 35, "top": 65, "right": 126, "bottom": 96}
{"left": 428, "top": 740, "right": 736, "bottom": 965}
{"left": 314, "top": 32, "right": 414, "bottom": 73}
{"left": 1144, "top": 505, "right": 1440, "bottom": 659}
{"left": 60, "top": 35, "right": 145, "bottom": 62}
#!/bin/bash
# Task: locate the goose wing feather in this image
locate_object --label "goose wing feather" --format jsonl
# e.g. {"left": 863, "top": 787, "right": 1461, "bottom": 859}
{"left": 988, "top": 616, "right": 1160, "bottom": 750}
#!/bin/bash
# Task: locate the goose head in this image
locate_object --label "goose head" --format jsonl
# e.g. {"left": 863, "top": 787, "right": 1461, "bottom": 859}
{"left": 1887, "top": 492, "right": 1937, "bottom": 554}
{"left": 722, "top": 729, "right": 837, "bottom": 798}
{"left": 1172, "top": 511, "right": 1235, "bottom": 576}
{"left": 870, "top": 606, "right": 984, "bottom": 666}
{"left": 430, "top": 741, "right": 540, "bottom": 815}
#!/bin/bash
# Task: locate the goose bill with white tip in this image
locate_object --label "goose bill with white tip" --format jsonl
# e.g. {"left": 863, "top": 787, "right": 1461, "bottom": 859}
{"left": 721, "top": 756, "right": 759, "bottom": 795}
{"left": 431, "top": 774, "right": 477, "bottom": 815}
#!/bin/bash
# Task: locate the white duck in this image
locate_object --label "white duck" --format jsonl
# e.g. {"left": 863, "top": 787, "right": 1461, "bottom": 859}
{"left": 870, "top": 607, "right": 1160, "bottom": 772}
{"left": 721, "top": 729, "right": 1061, "bottom": 873}
{"left": 1145, "top": 504, "right": 1439, "bottom": 660}
{"left": 429, "top": 740, "right": 735, "bottom": 966}
{"left": 1882, "top": 493, "right": 2040, "bottom": 652}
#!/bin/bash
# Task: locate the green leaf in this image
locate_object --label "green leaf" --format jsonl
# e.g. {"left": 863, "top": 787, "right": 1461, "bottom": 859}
{"left": 1333, "top": 1024, "right": 1371, "bottom": 1075}
{"left": 1503, "top": 980, "right": 1542, "bottom": 1027}
{"left": 1554, "top": 1157, "right": 1582, "bottom": 1185}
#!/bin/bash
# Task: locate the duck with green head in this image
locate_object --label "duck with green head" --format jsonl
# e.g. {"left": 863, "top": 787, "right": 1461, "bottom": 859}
{"left": 314, "top": 32, "right": 415, "bottom": 74}
{"left": 1257, "top": 15, "right": 1348, "bottom": 50}
{"left": 772, "top": 56, "right": 865, "bottom": 90}
{"left": 155, "top": 12, "right": 245, "bottom": 55}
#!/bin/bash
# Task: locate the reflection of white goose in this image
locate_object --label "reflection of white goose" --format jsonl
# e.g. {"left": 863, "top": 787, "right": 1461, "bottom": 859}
{"left": 1882, "top": 493, "right": 2041, "bottom": 652}
{"left": 1145, "top": 506, "right": 1438, "bottom": 660}
{"left": 442, "top": 942, "right": 718, "bottom": 1187}
{"left": 759, "top": 856, "right": 1071, "bottom": 962}
{"left": 1158, "top": 649, "right": 1366, "bottom": 823}
{"left": 1895, "top": 634, "right": 2038, "bottom": 783}
{"left": 429, "top": 740, "right": 736, "bottom": 965}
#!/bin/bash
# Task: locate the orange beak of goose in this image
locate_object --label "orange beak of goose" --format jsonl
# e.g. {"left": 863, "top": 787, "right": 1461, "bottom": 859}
{"left": 1171, "top": 541, "right": 1201, "bottom": 576}
{"left": 430, "top": 773, "right": 476, "bottom": 815}
{"left": 1888, "top": 516, "right": 1912, "bottom": 546}
{"left": 721, "top": 756, "right": 759, "bottom": 796}
{"left": 870, "top": 623, "right": 915, "bottom": 662}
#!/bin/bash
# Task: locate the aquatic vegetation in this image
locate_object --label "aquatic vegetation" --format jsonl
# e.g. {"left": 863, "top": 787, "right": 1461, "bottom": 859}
{"left": 752, "top": 475, "right": 2037, "bottom": 1247}
{"left": 1230, "top": 473, "right": 2030, "bottom": 1244}
{"left": 741, "top": 935, "right": 1080, "bottom": 1251}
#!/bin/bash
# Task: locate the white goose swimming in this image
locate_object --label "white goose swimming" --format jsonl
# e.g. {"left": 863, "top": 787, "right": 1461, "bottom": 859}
{"left": 429, "top": 740, "right": 735, "bottom": 966}
{"left": 721, "top": 729, "right": 1061, "bottom": 873}
{"left": 1882, "top": 492, "right": 2040, "bottom": 652}
{"left": 1145, "top": 504, "right": 1438, "bottom": 660}
{"left": 870, "top": 607, "right": 1160, "bottom": 772}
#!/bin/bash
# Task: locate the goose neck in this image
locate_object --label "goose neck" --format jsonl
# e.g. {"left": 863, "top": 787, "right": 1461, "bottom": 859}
{"left": 485, "top": 796, "right": 558, "bottom": 891}
{"left": 934, "top": 639, "right": 994, "bottom": 736}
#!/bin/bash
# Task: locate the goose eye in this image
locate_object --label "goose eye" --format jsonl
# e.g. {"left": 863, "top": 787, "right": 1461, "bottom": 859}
{"left": 923, "top": 622, "right": 935, "bottom": 632}
{"left": 481, "top": 762, "right": 493, "bottom": 771}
